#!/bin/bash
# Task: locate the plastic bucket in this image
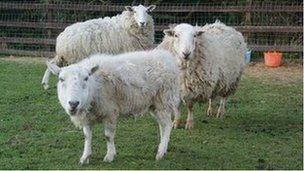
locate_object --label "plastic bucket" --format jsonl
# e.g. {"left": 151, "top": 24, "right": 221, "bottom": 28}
{"left": 245, "top": 50, "right": 252, "bottom": 64}
{"left": 264, "top": 51, "right": 282, "bottom": 67}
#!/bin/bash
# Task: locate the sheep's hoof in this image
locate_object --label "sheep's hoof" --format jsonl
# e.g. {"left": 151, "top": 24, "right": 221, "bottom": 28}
{"left": 155, "top": 152, "right": 165, "bottom": 161}
{"left": 185, "top": 119, "right": 194, "bottom": 130}
{"left": 173, "top": 119, "right": 181, "bottom": 129}
{"left": 42, "top": 83, "right": 49, "bottom": 90}
{"left": 216, "top": 109, "right": 226, "bottom": 118}
{"left": 207, "top": 108, "right": 213, "bottom": 116}
{"left": 103, "top": 154, "right": 114, "bottom": 162}
{"left": 79, "top": 156, "right": 90, "bottom": 165}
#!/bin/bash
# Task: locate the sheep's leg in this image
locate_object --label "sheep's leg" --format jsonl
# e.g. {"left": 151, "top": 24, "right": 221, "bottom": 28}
{"left": 216, "top": 97, "right": 227, "bottom": 118}
{"left": 41, "top": 68, "right": 52, "bottom": 90}
{"left": 79, "top": 125, "right": 92, "bottom": 165}
{"left": 207, "top": 99, "right": 213, "bottom": 116}
{"left": 185, "top": 103, "right": 194, "bottom": 130}
{"left": 155, "top": 111, "right": 172, "bottom": 160}
{"left": 103, "top": 115, "right": 117, "bottom": 162}
{"left": 172, "top": 107, "right": 181, "bottom": 129}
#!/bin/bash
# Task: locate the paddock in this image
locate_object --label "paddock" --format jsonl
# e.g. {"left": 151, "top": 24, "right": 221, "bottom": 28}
{"left": 0, "top": 0, "right": 302, "bottom": 169}
{"left": 0, "top": 57, "right": 302, "bottom": 169}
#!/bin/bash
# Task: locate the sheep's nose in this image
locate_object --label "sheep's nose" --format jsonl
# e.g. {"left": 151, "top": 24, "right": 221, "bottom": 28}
{"left": 140, "top": 22, "right": 146, "bottom": 27}
{"left": 69, "top": 101, "right": 79, "bottom": 110}
{"left": 182, "top": 52, "right": 191, "bottom": 59}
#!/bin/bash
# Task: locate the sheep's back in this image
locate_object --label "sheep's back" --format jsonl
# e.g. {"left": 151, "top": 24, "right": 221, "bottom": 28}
{"left": 87, "top": 50, "right": 180, "bottom": 116}
{"left": 200, "top": 22, "right": 247, "bottom": 95}
{"left": 56, "top": 16, "right": 125, "bottom": 62}
{"left": 55, "top": 11, "right": 154, "bottom": 65}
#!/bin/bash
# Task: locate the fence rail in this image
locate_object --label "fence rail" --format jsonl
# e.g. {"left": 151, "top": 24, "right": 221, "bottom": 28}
{"left": 0, "top": 37, "right": 55, "bottom": 45}
{"left": 1, "top": 21, "right": 302, "bottom": 33}
{"left": 0, "top": 1, "right": 302, "bottom": 57}
{"left": 0, "top": 49, "right": 54, "bottom": 57}
{"left": 1, "top": 2, "right": 302, "bottom": 12}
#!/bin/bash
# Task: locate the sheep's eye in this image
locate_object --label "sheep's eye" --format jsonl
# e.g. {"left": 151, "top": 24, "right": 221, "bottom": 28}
{"left": 59, "top": 78, "right": 64, "bottom": 82}
{"left": 194, "top": 34, "right": 197, "bottom": 38}
{"left": 84, "top": 77, "right": 89, "bottom": 81}
{"left": 174, "top": 34, "right": 178, "bottom": 38}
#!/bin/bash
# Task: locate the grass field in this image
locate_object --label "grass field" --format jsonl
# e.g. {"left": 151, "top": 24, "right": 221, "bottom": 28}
{"left": 0, "top": 57, "right": 302, "bottom": 169}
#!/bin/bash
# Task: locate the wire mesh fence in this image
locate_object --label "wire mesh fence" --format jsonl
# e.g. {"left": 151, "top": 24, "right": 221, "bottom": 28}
{"left": 0, "top": 0, "right": 302, "bottom": 57}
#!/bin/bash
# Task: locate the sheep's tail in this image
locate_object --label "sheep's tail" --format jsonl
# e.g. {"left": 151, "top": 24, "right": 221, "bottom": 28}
{"left": 41, "top": 55, "right": 59, "bottom": 90}
{"left": 215, "top": 19, "right": 221, "bottom": 23}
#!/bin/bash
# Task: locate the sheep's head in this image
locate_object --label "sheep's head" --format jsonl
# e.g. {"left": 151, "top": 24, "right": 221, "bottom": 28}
{"left": 163, "top": 23, "right": 204, "bottom": 60}
{"left": 47, "top": 62, "right": 99, "bottom": 116}
{"left": 125, "top": 4, "right": 156, "bottom": 28}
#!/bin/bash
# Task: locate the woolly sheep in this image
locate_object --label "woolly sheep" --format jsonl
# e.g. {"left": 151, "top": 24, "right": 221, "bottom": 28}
{"left": 46, "top": 49, "right": 180, "bottom": 164}
{"left": 157, "top": 22, "right": 247, "bottom": 129}
{"left": 42, "top": 4, "right": 156, "bottom": 90}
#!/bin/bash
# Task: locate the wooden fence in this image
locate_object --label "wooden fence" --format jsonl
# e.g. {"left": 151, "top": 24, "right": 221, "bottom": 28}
{"left": 0, "top": 1, "right": 302, "bottom": 57}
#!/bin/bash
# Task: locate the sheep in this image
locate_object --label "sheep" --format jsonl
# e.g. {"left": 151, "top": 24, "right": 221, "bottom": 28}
{"left": 46, "top": 49, "right": 180, "bottom": 164}
{"left": 42, "top": 4, "right": 156, "bottom": 90}
{"left": 157, "top": 21, "right": 247, "bottom": 129}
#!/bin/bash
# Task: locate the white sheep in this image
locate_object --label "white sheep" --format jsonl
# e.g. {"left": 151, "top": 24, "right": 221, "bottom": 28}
{"left": 46, "top": 49, "right": 180, "bottom": 164}
{"left": 157, "top": 21, "right": 247, "bottom": 129}
{"left": 42, "top": 4, "right": 156, "bottom": 90}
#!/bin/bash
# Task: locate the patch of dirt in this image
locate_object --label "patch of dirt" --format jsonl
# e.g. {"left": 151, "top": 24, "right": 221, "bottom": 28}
{"left": 244, "top": 61, "right": 303, "bottom": 85}
{"left": 22, "top": 123, "right": 35, "bottom": 131}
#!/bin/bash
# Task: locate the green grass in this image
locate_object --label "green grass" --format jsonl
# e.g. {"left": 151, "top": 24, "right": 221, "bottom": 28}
{"left": 0, "top": 59, "right": 302, "bottom": 169}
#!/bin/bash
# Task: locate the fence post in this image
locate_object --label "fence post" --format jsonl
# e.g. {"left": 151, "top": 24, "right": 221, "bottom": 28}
{"left": 1, "top": 42, "right": 7, "bottom": 51}
{"left": 45, "top": 0, "right": 52, "bottom": 53}
{"left": 244, "top": 0, "right": 252, "bottom": 43}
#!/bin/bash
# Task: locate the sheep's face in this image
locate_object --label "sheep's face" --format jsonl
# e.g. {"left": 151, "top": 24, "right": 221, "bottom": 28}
{"left": 47, "top": 63, "right": 98, "bottom": 116}
{"left": 125, "top": 4, "right": 156, "bottom": 28}
{"left": 164, "top": 23, "right": 204, "bottom": 60}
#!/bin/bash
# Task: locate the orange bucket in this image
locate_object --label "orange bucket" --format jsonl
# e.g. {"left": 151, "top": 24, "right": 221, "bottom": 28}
{"left": 264, "top": 51, "right": 282, "bottom": 67}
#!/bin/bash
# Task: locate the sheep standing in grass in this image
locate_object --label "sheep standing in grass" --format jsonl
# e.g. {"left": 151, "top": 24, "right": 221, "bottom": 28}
{"left": 42, "top": 4, "right": 156, "bottom": 90}
{"left": 46, "top": 49, "right": 180, "bottom": 164}
{"left": 157, "top": 22, "right": 247, "bottom": 129}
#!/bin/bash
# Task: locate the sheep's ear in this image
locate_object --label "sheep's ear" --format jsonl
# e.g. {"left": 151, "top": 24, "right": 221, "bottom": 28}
{"left": 196, "top": 30, "right": 204, "bottom": 37}
{"left": 163, "top": 29, "right": 174, "bottom": 37}
{"left": 169, "top": 24, "right": 177, "bottom": 29}
{"left": 195, "top": 26, "right": 204, "bottom": 37}
{"left": 125, "top": 6, "right": 133, "bottom": 12}
{"left": 89, "top": 65, "right": 99, "bottom": 76}
{"left": 46, "top": 62, "right": 60, "bottom": 76}
{"left": 147, "top": 5, "right": 156, "bottom": 12}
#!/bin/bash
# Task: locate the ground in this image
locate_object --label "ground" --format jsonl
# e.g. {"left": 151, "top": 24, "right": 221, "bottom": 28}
{"left": 0, "top": 56, "right": 302, "bottom": 169}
